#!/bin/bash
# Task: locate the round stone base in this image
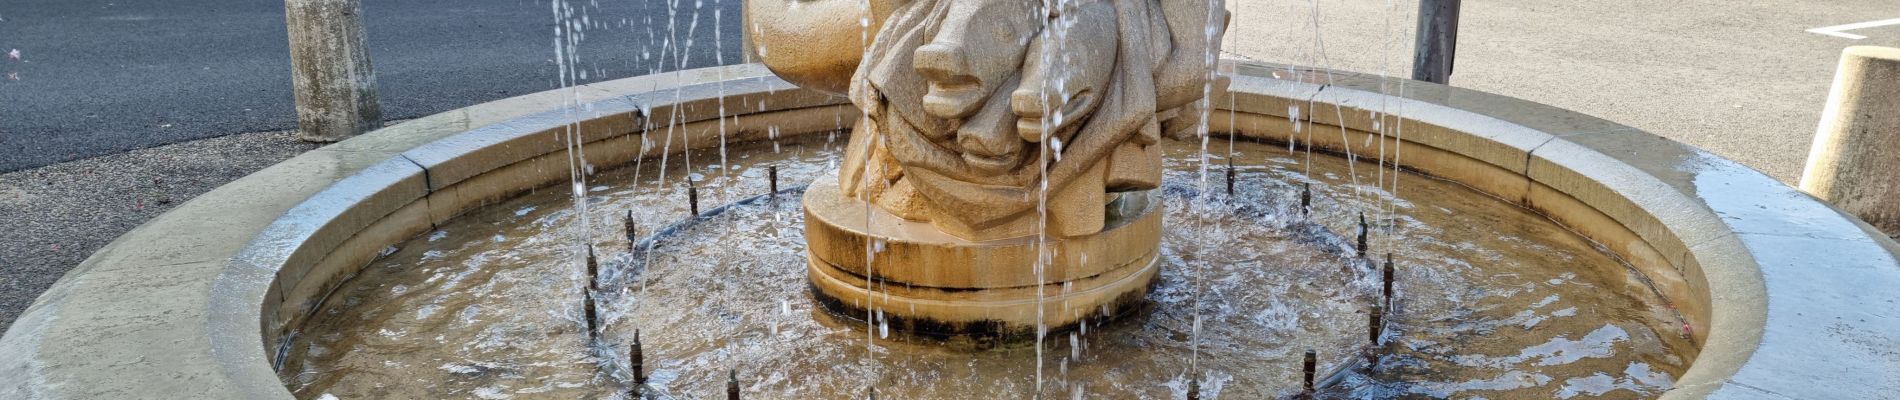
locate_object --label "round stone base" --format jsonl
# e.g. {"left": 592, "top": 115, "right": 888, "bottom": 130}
{"left": 802, "top": 174, "right": 1163, "bottom": 338}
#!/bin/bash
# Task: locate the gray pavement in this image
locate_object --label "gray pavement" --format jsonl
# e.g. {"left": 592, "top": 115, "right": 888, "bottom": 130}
{"left": 0, "top": 0, "right": 742, "bottom": 172}
{"left": 1228, "top": 0, "right": 1900, "bottom": 183}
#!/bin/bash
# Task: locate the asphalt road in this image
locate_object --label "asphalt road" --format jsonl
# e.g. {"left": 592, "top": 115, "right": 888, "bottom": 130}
{"left": 6, "top": 0, "right": 1894, "bottom": 179}
{"left": 0, "top": 0, "right": 744, "bottom": 172}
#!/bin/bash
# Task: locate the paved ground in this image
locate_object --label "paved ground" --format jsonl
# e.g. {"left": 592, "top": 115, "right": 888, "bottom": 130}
{"left": 3, "top": 1, "right": 1898, "bottom": 330}
{"left": 0, "top": 0, "right": 742, "bottom": 172}
{"left": 1228, "top": 0, "right": 1900, "bottom": 183}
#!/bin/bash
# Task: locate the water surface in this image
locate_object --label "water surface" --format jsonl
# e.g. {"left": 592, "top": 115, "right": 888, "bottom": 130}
{"left": 281, "top": 134, "right": 1691, "bottom": 399}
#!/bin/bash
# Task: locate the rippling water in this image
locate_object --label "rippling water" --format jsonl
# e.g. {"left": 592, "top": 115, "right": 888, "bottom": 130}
{"left": 281, "top": 134, "right": 1691, "bottom": 399}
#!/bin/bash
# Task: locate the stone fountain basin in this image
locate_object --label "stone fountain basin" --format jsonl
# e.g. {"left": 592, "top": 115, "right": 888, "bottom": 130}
{"left": 3, "top": 62, "right": 1896, "bottom": 399}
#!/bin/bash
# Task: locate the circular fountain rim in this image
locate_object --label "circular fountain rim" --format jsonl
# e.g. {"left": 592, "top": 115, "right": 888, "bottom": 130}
{"left": 2, "top": 61, "right": 1896, "bottom": 399}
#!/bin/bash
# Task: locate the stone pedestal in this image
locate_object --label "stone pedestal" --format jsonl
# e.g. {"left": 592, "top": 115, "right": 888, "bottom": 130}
{"left": 803, "top": 174, "right": 1161, "bottom": 338}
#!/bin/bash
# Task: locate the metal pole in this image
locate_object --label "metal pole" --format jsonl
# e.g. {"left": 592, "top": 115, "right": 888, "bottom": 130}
{"left": 1800, "top": 46, "right": 1900, "bottom": 232}
{"left": 285, "top": 0, "right": 382, "bottom": 142}
{"left": 1411, "top": 0, "right": 1460, "bottom": 84}
{"left": 1302, "top": 350, "right": 1317, "bottom": 394}
{"left": 688, "top": 180, "right": 701, "bottom": 217}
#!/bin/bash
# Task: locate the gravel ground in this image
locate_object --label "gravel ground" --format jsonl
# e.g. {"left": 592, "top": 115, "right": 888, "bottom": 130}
{"left": 0, "top": 130, "right": 318, "bottom": 329}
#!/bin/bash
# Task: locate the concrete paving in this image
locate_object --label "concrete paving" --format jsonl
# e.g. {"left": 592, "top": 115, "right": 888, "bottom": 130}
{"left": 0, "top": 0, "right": 742, "bottom": 172}
{"left": 1227, "top": 0, "right": 1900, "bottom": 183}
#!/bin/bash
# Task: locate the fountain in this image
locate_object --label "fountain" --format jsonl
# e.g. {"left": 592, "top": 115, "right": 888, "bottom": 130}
{"left": 4, "top": 1, "right": 1899, "bottom": 399}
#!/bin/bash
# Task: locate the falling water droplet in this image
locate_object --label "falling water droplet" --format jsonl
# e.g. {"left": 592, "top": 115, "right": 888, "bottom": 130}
{"left": 1069, "top": 333, "right": 1080, "bottom": 359}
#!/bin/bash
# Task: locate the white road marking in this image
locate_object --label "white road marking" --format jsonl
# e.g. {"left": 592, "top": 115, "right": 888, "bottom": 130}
{"left": 1806, "top": 18, "right": 1900, "bottom": 40}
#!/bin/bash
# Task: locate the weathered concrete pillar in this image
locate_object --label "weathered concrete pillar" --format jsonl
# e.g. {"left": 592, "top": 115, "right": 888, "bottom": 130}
{"left": 1800, "top": 46, "right": 1900, "bottom": 232}
{"left": 1411, "top": 0, "right": 1460, "bottom": 84}
{"left": 285, "top": 0, "right": 382, "bottom": 142}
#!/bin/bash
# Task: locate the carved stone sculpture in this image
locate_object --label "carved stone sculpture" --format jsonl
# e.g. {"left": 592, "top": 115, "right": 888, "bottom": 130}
{"left": 753, "top": 0, "right": 1229, "bottom": 337}
{"left": 844, "top": 0, "right": 1226, "bottom": 240}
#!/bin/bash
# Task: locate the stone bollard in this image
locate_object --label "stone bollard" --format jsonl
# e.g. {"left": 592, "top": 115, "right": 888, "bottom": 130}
{"left": 1800, "top": 46, "right": 1900, "bottom": 233}
{"left": 285, "top": 0, "right": 382, "bottom": 142}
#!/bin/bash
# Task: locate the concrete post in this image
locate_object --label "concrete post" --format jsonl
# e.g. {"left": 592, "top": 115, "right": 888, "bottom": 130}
{"left": 285, "top": 0, "right": 382, "bottom": 142}
{"left": 1411, "top": 0, "right": 1460, "bottom": 84}
{"left": 1800, "top": 46, "right": 1900, "bottom": 233}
